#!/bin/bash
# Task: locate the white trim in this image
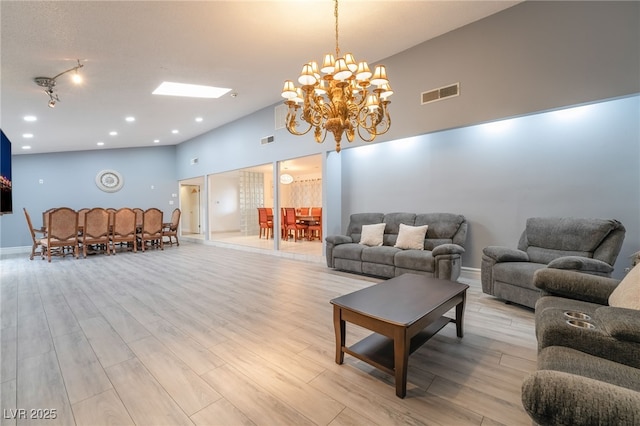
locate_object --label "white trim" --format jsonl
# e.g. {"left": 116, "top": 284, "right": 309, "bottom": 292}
{"left": 460, "top": 266, "right": 481, "bottom": 282}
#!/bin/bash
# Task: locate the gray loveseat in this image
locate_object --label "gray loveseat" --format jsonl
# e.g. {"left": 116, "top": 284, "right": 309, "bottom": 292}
{"left": 481, "top": 217, "right": 625, "bottom": 308}
{"left": 325, "top": 212, "right": 467, "bottom": 281}
{"left": 521, "top": 268, "right": 640, "bottom": 425}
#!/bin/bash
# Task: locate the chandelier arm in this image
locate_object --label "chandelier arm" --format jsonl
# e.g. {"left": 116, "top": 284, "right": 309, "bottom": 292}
{"left": 285, "top": 107, "right": 313, "bottom": 136}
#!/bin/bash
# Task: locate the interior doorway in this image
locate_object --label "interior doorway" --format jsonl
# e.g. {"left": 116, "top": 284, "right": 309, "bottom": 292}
{"left": 179, "top": 177, "right": 204, "bottom": 237}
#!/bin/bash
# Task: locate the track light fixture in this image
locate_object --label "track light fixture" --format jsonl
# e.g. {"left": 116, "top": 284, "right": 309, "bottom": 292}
{"left": 34, "top": 59, "right": 84, "bottom": 107}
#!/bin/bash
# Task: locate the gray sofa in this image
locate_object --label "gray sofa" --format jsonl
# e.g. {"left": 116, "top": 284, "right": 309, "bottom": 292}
{"left": 325, "top": 212, "right": 467, "bottom": 281}
{"left": 481, "top": 217, "right": 625, "bottom": 308}
{"left": 521, "top": 268, "right": 640, "bottom": 425}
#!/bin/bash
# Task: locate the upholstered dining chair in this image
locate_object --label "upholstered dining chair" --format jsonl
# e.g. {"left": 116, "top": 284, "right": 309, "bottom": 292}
{"left": 257, "top": 207, "right": 273, "bottom": 239}
{"left": 110, "top": 208, "right": 137, "bottom": 254}
{"left": 162, "top": 208, "right": 181, "bottom": 246}
{"left": 77, "top": 208, "right": 90, "bottom": 231}
{"left": 79, "top": 207, "right": 111, "bottom": 258}
{"left": 284, "top": 207, "right": 308, "bottom": 242}
{"left": 307, "top": 207, "right": 322, "bottom": 241}
{"left": 133, "top": 207, "right": 144, "bottom": 230}
{"left": 138, "top": 208, "right": 164, "bottom": 251}
{"left": 23, "top": 207, "right": 46, "bottom": 260}
{"left": 41, "top": 207, "right": 79, "bottom": 262}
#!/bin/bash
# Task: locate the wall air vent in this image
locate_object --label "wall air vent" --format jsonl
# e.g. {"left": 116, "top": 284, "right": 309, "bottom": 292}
{"left": 260, "top": 135, "right": 275, "bottom": 145}
{"left": 421, "top": 82, "right": 460, "bottom": 105}
{"left": 274, "top": 104, "right": 287, "bottom": 130}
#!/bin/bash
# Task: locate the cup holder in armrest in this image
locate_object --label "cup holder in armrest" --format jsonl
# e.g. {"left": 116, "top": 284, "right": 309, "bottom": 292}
{"left": 566, "top": 319, "right": 596, "bottom": 329}
{"left": 564, "top": 311, "right": 592, "bottom": 321}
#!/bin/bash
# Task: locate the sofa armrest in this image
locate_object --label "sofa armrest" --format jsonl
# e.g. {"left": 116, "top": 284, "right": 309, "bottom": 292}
{"left": 547, "top": 256, "right": 614, "bottom": 275}
{"left": 533, "top": 268, "right": 619, "bottom": 304}
{"left": 482, "top": 246, "right": 529, "bottom": 262}
{"left": 432, "top": 243, "right": 465, "bottom": 257}
{"left": 596, "top": 307, "right": 640, "bottom": 344}
{"left": 522, "top": 370, "right": 640, "bottom": 426}
{"left": 325, "top": 235, "right": 353, "bottom": 245}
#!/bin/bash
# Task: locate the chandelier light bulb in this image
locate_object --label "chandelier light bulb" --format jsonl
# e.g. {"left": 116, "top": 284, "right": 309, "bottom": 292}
{"left": 343, "top": 53, "right": 357, "bottom": 72}
{"left": 321, "top": 54, "right": 336, "bottom": 74}
{"left": 333, "top": 58, "right": 352, "bottom": 81}
{"left": 370, "top": 65, "right": 389, "bottom": 86}
{"left": 72, "top": 71, "right": 82, "bottom": 84}
{"left": 281, "top": 80, "right": 297, "bottom": 99}
{"left": 298, "top": 64, "right": 317, "bottom": 86}
{"left": 355, "top": 62, "right": 372, "bottom": 81}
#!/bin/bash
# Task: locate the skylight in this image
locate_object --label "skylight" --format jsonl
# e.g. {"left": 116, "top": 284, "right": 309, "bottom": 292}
{"left": 152, "top": 82, "right": 231, "bottom": 99}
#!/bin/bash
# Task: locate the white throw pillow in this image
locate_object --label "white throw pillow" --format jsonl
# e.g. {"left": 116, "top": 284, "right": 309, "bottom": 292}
{"left": 394, "top": 223, "right": 428, "bottom": 250}
{"left": 359, "top": 223, "right": 386, "bottom": 247}
{"left": 609, "top": 264, "right": 640, "bottom": 310}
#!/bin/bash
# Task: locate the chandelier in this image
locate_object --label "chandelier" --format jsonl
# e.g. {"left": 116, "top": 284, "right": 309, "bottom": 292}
{"left": 281, "top": 0, "right": 392, "bottom": 153}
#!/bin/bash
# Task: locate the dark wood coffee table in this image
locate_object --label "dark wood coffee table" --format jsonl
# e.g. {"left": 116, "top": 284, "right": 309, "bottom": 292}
{"left": 330, "top": 273, "right": 469, "bottom": 398}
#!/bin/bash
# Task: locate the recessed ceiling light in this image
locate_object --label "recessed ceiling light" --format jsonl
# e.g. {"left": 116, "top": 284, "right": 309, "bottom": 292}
{"left": 152, "top": 82, "right": 231, "bottom": 99}
{"left": 171, "top": 129, "right": 179, "bottom": 134}
{"left": 22, "top": 145, "right": 31, "bottom": 150}
{"left": 109, "top": 131, "right": 118, "bottom": 136}
{"left": 195, "top": 117, "right": 203, "bottom": 122}
{"left": 23, "top": 115, "right": 37, "bottom": 122}
{"left": 22, "top": 133, "right": 34, "bottom": 138}
{"left": 125, "top": 116, "right": 135, "bottom": 122}
{"left": 153, "top": 139, "right": 160, "bottom": 143}
{"left": 97, "top": 142, "right": 104, "bottom": 146}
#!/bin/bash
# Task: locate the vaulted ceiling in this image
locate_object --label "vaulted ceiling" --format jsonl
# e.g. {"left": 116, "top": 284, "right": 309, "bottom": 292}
{"left": 1, "top": 1, "right": 519, "bottom": 155}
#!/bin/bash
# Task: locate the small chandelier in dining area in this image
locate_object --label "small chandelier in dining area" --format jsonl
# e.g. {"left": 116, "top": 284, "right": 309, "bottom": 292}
{"left": 281, "top": 0, "right": 392, "bottom": 153}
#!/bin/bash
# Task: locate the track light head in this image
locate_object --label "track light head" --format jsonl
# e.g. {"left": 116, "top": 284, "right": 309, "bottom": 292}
{"left": 34, "top": 59, "right": 84, "bottom": 107}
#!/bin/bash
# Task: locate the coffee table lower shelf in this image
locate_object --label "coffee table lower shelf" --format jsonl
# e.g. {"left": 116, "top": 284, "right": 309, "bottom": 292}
{"left": 343, "top": 316, "right": 452, "bottom": 376}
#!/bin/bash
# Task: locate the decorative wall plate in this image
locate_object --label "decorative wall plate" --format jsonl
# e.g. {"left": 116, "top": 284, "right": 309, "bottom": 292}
{"left": 95, "top": 169, "right": 124, "bottom": 192}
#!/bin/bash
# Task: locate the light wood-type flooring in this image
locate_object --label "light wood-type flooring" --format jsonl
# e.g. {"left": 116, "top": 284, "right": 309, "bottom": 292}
{"left": 1, "top": 242, "right": 537, "bottom": 425}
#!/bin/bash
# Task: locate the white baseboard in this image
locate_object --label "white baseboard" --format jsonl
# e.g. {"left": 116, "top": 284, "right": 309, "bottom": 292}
{"left": 460, "top": 266, "right": 481, "bottom": 283}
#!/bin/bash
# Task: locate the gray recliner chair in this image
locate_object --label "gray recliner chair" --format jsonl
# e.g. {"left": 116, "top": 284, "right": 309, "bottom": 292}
{"left": 481, "top": 217, "right": 625, "bottom": 308}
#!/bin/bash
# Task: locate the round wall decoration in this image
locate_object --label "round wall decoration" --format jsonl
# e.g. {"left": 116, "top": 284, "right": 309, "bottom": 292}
{"left": 95, "top": 169, "right": 124, "bottom": 192}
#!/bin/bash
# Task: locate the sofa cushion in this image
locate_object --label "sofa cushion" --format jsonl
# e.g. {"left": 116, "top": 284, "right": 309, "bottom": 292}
{"left": 394, "top": 224, "right": 428, "bottom": 250}
{"left": 395, "top": 250, "right": 434, "bottom": 272}
{"left": 345, "top": 213, "right": 385, "bottom": 243}
{"left": 361, "top": 246, "right": 400, "bottom": 266}
{"left": 359, "top": 223, "right": 386, "bottom": 247}
{"left": 537, "top": 346, "right": 640, "bottom": 392}
{"left": 523, "top": 217, "right": 620, "bottom": 264}
{"left": 609, "top": 264, "right": 640, "bottom": 310}
{"left": 493, "top": 262, "right": 547, "bottom": 290}
{"left": 333, "top": 243, "right": 365, "bottom": 261}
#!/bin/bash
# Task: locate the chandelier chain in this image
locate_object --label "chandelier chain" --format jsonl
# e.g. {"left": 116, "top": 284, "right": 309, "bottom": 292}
{"left": 334, "top": 0, "right": 340, "bottom": 58}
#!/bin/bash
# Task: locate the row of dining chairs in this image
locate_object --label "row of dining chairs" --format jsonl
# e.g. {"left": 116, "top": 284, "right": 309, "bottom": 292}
{"left": 257, "top": 206, "right": 322, "bottom": 242}
{"left": 24, "top": 207, "right": 181, "bottom": 262}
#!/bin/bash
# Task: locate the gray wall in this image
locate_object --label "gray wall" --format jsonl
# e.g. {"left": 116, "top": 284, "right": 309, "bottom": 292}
{"left": 340, "top": 95, "right": 639, "bottom": 279}
{"left": 1, "top": 146, "right": 177, "bottom": 248}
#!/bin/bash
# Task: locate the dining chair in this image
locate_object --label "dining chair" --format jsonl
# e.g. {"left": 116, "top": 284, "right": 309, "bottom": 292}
{"left": 110, "top": 208, "right": 137, "bottom": 254}
{"left": 275, "top": 208, "right": 283, "bottom": 239}
{"left": 257, "top": 207, "right": 273, "bottom": 239}
{"left": 79, "top": 207, "right": 111, "bottom": 258}
{"left": 162, "top": 208, "right": 181, "bottom": 246}
{"left": 77, "top": 208, "right": 90, "bottom": 231}
{"left": 138, "top": 208, "right": 164, "bottom": 251}
{"left": 133, "top": 208, "right": 144, "bottom": 230}
{"left": 284, "top": 207, "right": 308, "bottom": 242}
{"left": 307, "top": 207, "right": 323, "bottom": 241}
{"left": 41, "top": 207, "right": 79, "bottom": 262}
{"left": 23, "top": 207, "right": 46, "bottom": 260}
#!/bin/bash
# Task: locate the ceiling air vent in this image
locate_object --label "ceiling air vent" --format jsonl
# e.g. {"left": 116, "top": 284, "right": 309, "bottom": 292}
{"left": 274, "top": 104, "right": 287, "bottom": 130}
{"left": 421, "top": 82, "right": 460, "bottom": 105}
{"left": 260, "top": 135, "right": 275, "bottom": 145}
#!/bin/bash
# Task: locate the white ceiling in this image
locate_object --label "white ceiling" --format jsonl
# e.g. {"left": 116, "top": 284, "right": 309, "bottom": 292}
{"left": 1, "top": 1, "right": 520, "bottom": 156}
